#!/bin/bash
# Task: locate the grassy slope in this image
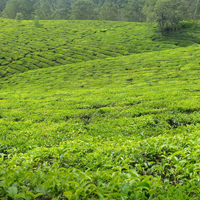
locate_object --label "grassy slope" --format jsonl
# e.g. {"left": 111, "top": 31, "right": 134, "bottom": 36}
{"left": 0, "top": 19, "right": 200, "bottom": 79}
{"left": 1, "top": 20, "right": 200, "bottom": 199}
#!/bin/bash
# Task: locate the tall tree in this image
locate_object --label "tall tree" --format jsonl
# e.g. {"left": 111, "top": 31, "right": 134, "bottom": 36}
{"left": 70, "top": 0, "right": 98, "bottom": 20}
{"left": 143, "top": 0, "right": 187, "bottom": 34}
{"left": 194, "top": 0, "right": 200, "bottom": 20}
{"left": 2, "top": 0, "right": 36, "bottom": 19}
{"left": 2, "top": 0, "right": 21, "bottom": 18}
{"left": 123, "top": 0, "right": 145, "bottom": 22}
{"left": 99, "top": 0, "right": 119, "bottom": 21}
{"left": 54, "top": 0, "right": 72, "bottom": 19}
{"left": 19, "top": 0, "right": 37, "bottom": 19}
{"left": 0, "top": 0, "right": 9, "bottom": 13}
{"left": 34, "top": 0, "right": 57, "bottom": 20}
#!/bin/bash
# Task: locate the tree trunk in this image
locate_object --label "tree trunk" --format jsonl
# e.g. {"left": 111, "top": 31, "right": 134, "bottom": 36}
{"left": 194, "top": 0, "right": 199, "bottom": 20}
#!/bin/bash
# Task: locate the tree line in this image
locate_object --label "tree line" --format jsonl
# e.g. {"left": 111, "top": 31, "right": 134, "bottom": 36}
{"left": 0, "top": 0, "right": 200, "bottom": 34}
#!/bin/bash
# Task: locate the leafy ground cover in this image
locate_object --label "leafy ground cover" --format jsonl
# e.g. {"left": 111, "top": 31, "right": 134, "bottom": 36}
{"left": 1, "top": 20, "right": 200, "bottom": 199}
{"left": 0, "top": 19, "right": 200, "bottom": 79}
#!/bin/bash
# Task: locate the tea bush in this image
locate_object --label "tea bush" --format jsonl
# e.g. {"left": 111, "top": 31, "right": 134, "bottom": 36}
{"left": 0, "top": 19, "right": 200, "bottom": 79}
{"left": 1, "top": 19, "right": 200, "bottom": 199}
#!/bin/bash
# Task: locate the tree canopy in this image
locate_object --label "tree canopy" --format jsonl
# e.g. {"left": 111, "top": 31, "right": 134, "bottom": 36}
{"left": 143, "top": 0, "right": 187, "bottom": 34}
{"left": 0, "top": 0, "right": 200, "bottom": 34}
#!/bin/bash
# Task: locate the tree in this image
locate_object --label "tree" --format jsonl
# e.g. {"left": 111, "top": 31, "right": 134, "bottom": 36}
{"left": 34, "top": 0, "right": 57, "bottom": 20}
{"left": 2, "top": 0, "right": 21, "bottom": 18}
{"left": 182, "top": 0, "right": 200, "bottom": 20}
{"left": 143, "top": 0, "right": 187, "bottom": 34}
{"left": 54, "top": 0, "right": 72, "bottom": 19}
{"left": 70, "top": 0, "right": 98, "bottom": 20}
{"left": 16, "top": 12, "right": 23, "bottom": 22}
{"left": 194, "top": 0, "right": 199, "bottom": 20}
{"left": 2, "top": 0, "right": 36, "bottom": 19}
{"left": 99, "top": 0, "right": 119, "bottom": 21}
{"left": 0, "top": 0, "right": 9, "bottom": 13}
{"left": 18, "top": 0, "right": 36, "bottom": 19}
{"left": 123, "top": 0, "right": 145, "bottom": 22}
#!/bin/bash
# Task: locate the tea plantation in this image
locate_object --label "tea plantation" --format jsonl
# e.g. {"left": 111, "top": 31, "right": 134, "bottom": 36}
{"left": 1, "top": 19, "right": 200, "bottom": 79}
{"left": 1, "top": 19, "right": 200, "bottom": 199}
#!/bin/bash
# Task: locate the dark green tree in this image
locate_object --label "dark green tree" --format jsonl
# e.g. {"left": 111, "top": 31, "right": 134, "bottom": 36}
{"left": 2, "top": 0, "right": 36, "bottom": 19}
{"left": 123, "top": 0, "right": 145, "bottom": 22}
{"left": 70, "top": 0, "right": 98, "bottom": 20}
{"left": 194, "top": 0, "right": 200, "bottom": 20}
{"left": 34, "top": 0, "right": 56, "bottom": 20}
{"left": 99, "top": 0, "right": 119, "bottom": 20}
{"left": 143, "top": 0, "right": 187, "bottom": 34}
{"left": 2, "top": 0, "right": 21, "bottom": 18}
{"left": 19, "top": 0, "right": 36, "bottom": 19}
{"left": 0, "top": 0, "right": 9, "bottom": 13}
{"left": 54, "top": 0, "right": 72, "bottom": 19}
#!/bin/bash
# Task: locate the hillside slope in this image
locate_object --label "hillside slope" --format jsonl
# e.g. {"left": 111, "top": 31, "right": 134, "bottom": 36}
{"left": 1, "top": 40, "right": 200, "bottom": 199}
{"left": 0, "top": 19, "right": 200, "bottom": 79}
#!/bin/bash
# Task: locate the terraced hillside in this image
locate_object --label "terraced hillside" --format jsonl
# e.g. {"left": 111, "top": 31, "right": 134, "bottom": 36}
{"left": 0, "top": 19, "right": 200, "bottom": 79}
{"left": 1, "top": 20, "right": 200, "bottom": 199}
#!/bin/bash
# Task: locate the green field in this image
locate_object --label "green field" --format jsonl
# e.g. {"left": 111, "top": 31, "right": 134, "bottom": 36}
{"left": 1, "top": 19, "right": 200, "bottom": 199}
{"left": 1, "top": 19, "right": 200, "bottom": 79}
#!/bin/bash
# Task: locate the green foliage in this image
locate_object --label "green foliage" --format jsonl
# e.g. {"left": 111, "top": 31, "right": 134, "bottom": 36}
{"left": 0, "top": 19, "right": 200, "bottom": 79}
{"left": 7, "top": 186, "right": 18, "bottom": 199}
{"left": 34, "top": 0, "right": 56, "bottom": 20}
{"left": 143, "top": 0, "right": 187, "bottom": 34}
{"left": 3, "top": 0, "right": 35, "bottom": 19}
{"left": 1, "top": 0, "right": 200, "bottom": 22}
{"left": 34, "top": 15, "right": 41, "bottom": 28}
{"left": 124, "top": 0, "right": 146, "bottom": 22}
{"left": 70, "top": 0, "right": 98, "bottom": 20}
{"left": 1, "top": 19, "right": 200, "bottom": 199}
{"left": 54, "top": 0, "right": 72, "bottom": 19}
{"left": 99, "top": 0, "right": 119, "bottom": 21}
{"left": 0, "top": 0, "right": 8, "bottom": 13}
{"left": 16, "top": 12, "right": 23, "bottom": 22}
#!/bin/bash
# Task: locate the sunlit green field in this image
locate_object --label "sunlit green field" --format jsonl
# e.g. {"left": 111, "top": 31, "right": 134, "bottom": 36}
{"left": 0, "top": 18, "right": 200, "bottom": 79}
{"left": 1, "top": 19, "right": 200, "bottom": 199}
